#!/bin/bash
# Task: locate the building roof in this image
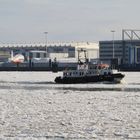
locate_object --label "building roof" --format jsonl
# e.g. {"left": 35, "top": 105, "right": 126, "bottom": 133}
{"left": 0, "top": 42, "right": 99, "bottom": 49}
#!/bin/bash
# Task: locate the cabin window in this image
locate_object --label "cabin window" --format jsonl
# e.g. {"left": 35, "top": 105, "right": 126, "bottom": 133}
{"left": 69, "top": 72, "right": 72, "bottom": 76}
{"left": 104, "top": 72, "right": 107, "bottom": 75}
{"left": 64, "top": 73, "right": 67, "bottom": 76}
{"left": 79, "top": 72, "right": 83, "bottom": 75}
{"left": 98, "top": 66, "right": 101, "bottom": 69}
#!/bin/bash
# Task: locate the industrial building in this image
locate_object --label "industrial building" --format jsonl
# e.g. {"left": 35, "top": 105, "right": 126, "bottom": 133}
{"left": 0, "top": 42, "right": 99, "bottom": 62}
{"left": 100, "top": 40, "right": 140, "bottom": 65}
{"left": 99, "top": 29, "right": 140, "bottom": 70}
{"left": 0, "top": 43, "right": 73, "bottom": 62}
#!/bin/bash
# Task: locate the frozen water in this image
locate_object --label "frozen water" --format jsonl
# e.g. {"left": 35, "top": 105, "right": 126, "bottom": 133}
{"left": 0, "top": 71, "right": 140, "bottom": 139}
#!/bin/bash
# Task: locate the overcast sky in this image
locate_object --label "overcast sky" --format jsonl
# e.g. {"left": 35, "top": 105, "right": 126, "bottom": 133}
{"left": 0, "top": 0, "right": 140, "bottom": 43}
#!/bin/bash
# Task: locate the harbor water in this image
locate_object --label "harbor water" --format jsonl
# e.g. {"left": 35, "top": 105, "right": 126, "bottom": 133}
{"left": 0, "top": 72, "right": 140, "bottom": 140}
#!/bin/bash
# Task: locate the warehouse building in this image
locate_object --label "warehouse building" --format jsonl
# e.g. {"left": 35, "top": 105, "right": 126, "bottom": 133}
{"left": 99, "top": 30, "right": 140, "bottom": 70}
{"left": 0, "top": 42, "right": 99, "bottom": 63}
{"left": 99, "top": 40, "right": 140, "bottom": 65}
{"left": 99, "top": 39, "right": 140, "bottom": 71}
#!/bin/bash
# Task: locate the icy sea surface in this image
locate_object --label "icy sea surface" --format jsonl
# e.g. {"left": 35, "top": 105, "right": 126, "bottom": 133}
{"left": 0, "top": 72, "right": 140, "bottom": 140}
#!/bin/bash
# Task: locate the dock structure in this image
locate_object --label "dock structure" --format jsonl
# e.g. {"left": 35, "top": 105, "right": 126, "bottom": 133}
{"left": 0, "top": 42, "right": 99, "bottom": 61}
{"left": 0, "top": 42, "right": 99, "bottom": 71}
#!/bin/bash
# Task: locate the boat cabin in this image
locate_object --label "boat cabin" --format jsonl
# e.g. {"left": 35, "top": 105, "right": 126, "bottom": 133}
{"left": 63, "top": 63, "right": 113, "bottom": 78}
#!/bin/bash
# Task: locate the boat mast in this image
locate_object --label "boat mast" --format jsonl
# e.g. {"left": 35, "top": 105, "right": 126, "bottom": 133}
{"left": 77, "top": 48, "right": 88, "bottom": 64}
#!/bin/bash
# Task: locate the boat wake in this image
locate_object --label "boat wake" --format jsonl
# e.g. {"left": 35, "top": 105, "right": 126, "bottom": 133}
{"left": 0, "top": 79, "right": 140, "bottom": 92}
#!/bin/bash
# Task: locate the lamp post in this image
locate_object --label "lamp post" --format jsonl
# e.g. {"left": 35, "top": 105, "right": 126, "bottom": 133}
{"left": 111, "top": 30, "right": 115, "bottom": 59}
{"left": 44, "top": 32, "right": 48, "bottom": 57}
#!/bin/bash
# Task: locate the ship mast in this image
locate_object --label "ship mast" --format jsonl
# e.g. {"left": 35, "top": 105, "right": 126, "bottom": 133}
{"left": 77, "top": 48, "right": 88, "bottom": 65}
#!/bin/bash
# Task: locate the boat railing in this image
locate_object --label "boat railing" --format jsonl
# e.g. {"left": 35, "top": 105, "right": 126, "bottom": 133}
{"left": 63, "top": 68, "right": 99, "bottom": 77}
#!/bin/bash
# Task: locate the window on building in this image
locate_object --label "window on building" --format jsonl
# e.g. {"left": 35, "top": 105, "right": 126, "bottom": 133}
{"left": 44, "top": 53, "right": 46, "bottom": 58}
{"left": 137, "top": 48, "right": 140, "bottom": 63}
{"left": 36, "top": 53, "right": 40, "bottom": 58}
{"left": 29, "top": 52, "right": 33, "bottom": 59}
{"left": 53, "top": 47, "right": 63, "bottom": 53}
{"left": 68, "top": 52, "right": 75, "bottom": 57}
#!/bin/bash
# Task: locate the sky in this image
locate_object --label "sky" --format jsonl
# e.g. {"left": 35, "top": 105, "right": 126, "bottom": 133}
{"left": 0, "top": 0, "right": 140, "bottom": 43}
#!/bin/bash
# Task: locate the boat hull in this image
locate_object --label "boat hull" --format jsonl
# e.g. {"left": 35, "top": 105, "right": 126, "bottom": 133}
{"left": 55, "top": 73, "right": 125, "bottom": 84}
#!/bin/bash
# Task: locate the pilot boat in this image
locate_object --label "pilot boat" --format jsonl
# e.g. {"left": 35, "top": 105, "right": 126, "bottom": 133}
{"left": 55, "top": 49, "right": 125, "bottom": 84}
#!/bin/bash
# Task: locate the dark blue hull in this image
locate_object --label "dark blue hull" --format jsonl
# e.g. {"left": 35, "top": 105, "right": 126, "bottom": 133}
{"left": 55, "top": 73, "right": 125, "bottom": 84}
